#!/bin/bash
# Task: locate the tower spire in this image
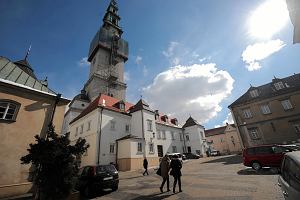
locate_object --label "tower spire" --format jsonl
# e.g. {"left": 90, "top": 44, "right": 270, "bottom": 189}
{"left": 24, "top": 45, "right": 31, "bottom": 60}
{"left": 102, "top": 0, "right": 122, "bottom": 36}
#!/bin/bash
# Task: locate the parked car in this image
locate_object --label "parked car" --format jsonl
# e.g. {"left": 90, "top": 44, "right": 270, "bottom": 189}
{"left": 166, "top": 153, "right": 186, "bottom": 162}
{"left": 278, "top": 151, "right": 300, "bottom": 200}
{"left": 242, "top": 144, "right": 296, "bottom": 171}
{"left": 183, "top": 152, "right": 201, "bottom": 159}
{"left": 210, "top": 150, "right": 221, "bottom": 156}
{"left": 75, "top": 165, "right": 119, "bottom": 197}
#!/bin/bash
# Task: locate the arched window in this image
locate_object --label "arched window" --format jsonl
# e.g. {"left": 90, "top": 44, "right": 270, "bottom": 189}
{"left": 0, "top": 100, "right": 21, "bottom": 121}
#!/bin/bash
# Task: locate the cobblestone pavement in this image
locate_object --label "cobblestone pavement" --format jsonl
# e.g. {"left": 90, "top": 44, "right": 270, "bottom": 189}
{"left": 93, "top": 155, "right": 284, "bottom": 200}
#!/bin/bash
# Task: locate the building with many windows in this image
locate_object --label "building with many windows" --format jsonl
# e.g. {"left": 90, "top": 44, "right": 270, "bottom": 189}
{"left": 205, "top": 123, "right": 243, "bottom": 155}
{"left": 229, "top": 74, "right": 300, "bottom": 147}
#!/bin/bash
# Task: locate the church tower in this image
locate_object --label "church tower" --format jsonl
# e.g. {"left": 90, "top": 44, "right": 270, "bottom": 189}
{"left": 84, "top": 0, "right": 128, "bottom": 101}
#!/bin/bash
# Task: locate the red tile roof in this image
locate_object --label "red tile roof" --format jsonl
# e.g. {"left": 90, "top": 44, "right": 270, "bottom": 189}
{"left": 70, "top": 94, "right": 134, "bottom": 124}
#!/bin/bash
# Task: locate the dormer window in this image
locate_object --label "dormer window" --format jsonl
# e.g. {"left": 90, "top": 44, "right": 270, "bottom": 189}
{"left": 250, "top": 89, "right": 259, "bottom": 98}
{"left": 171, "top": 118, "right": 178, "bottom": 125}
{"left": 274, "top": 81, "right": 284, "bottom": 90}
{"left": 161, "top": 115, "right": 168, "bottom": 122}
{"left": 119, "top": 102, "right": 125, "bottom": 111}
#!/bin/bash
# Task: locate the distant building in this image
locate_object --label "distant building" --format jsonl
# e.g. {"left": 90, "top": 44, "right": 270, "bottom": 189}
{"left": 63, "top": 0, "right": 208, "bottom": 171}
{"left": 0, "top": 56, "right": 70, "bottom": 198}
{"left": 205, "top": 123, "right": 242, "bottom": 155}
{"left": 229, "top": 73, "right": 300, "bottom": 147}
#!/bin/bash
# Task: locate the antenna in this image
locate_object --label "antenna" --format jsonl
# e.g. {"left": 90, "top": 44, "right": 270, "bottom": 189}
{"left": 24, "top": 45, "right": 32, "bottom": 60}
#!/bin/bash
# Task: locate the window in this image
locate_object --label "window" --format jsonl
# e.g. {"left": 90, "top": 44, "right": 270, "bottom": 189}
{"left": 110, "top": 121, "right": 116, "bottom": 130}
{"left": 80, "top": 124, "right": 84, "bottom": 134}
{"left": 180, "top": 133, "right": 183, "bottom": 141}
{"left": 109, "top": 144, "right": 115, "bottom": 154}
{"left": 250, "top": 89, "right": 259, "bottom": 97}
{"left": 157, "top": 131, "right": 161, "bottom": 139}
{"left": 171, "top": 131, "right": 175, "bottom": 140}
{"left": 248, "top": 128, "right": 260, "bottom": 140}
{"left": 281, "top": 99, "right": 293, "bottom": 110}
{"left": 172, "top": 146, "right": 177, "bottom": 153}
{"left": 137, "top": 142, "right": 143, "bottom": 153}
{"left": 242, "top": 109, "right": 252, "bottom": 118}
{"left": 87, "top": 121, "right": 91, "bottom": 131}
{"left": 149, "top": 143, "right": 154, "bottom": 153}
{"left": 162, "top": 130, "right": 166, "bottom": 140}
{"left": 274, "top": 81, "right": 284, "bottom": 90}
{"left": 125, "top": 124, "right": 130, "bottom": 132}
{"left": 186, "top": 134, "right": 190, "bottom": 141}
{"left": 261, "top": 104, "right": 271, "bottom": 114}
{"left": 200, "top": 131, "right": 204, "bottom": 138}
{"left": 294, "top": 124, "right": 300, "bottom": 133}
{"left": 119, "top": 103, "right": 125, "bottom": 111}
{"left": 255, "top": 146, "right": 273, "bottom": 154}
{"left": 0, "top": 101, "right": 20, "bottom": 121}
{"left": 147, "top": 120, "right": 153, "bottom": 131}
{"left": 75, "top": 127, "right": 79, "bottom": 136}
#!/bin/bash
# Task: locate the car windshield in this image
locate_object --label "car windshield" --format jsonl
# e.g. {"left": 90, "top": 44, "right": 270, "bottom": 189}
{"left": 96, "top": 165, "right": 116, "bottom": 173}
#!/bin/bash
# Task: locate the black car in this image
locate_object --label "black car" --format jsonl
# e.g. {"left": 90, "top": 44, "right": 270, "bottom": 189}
{"left": 75, "top": 165, "right": 119, "bottom": 197}
{"left": 183, "top": 152, "right": 201, "bottom": 159}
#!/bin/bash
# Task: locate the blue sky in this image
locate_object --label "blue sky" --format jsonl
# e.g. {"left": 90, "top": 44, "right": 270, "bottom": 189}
{"left": 0, "top": 0, "right": 299, "bottom": 129}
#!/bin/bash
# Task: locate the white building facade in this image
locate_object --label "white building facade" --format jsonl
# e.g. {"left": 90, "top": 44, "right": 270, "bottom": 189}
{"left": 65, "top": 0, "right": 207, "bottom": 171}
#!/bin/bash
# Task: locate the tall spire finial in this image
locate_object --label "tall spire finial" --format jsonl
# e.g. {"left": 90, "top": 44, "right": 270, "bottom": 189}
{"left": 24, "top": 45, "right": 31, "bottom": 60}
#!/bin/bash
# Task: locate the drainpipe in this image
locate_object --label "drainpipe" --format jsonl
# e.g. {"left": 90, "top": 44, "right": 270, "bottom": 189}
{"left": 45, "top": 93, "right": 61, "bottom": 140}
{"left": 96, "top": 106, "right": 104, "bottom": 165}
{"left": 182, "top": 128, "right": 187, "bottom": 153}
{"left": 141, "top": 109, "right": 146, "bottom": 157}
{"left": 115, "top": 140, "right": 118, "bottom": 169}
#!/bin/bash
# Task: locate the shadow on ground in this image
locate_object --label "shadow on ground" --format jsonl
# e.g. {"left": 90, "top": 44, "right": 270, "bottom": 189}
{"left": 202, "top": 155, "right": 242, "bottom": 165}
{"left": 129, "top": 192, "right": 175, "bottom": 200}
{"left": 237, "top": 167, "right": 279, "bottom": 175}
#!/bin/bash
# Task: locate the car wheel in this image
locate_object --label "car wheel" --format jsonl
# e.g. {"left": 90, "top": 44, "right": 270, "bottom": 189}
{"left": 112, "top": 185, "right": 118, "bottom": 191}
{"left": 252, "top": 162, "right": 261, "bottom": 171}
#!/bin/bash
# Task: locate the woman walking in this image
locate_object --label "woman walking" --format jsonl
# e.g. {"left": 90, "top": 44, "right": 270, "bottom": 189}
{"left": 159, "top": 155, "right": 170, "bottom": 192}
{"left": 143, "top": 158, "right": 149, "bottom": 176}
{"left": 170, "top": 154, "right": 182, "bottom": 193}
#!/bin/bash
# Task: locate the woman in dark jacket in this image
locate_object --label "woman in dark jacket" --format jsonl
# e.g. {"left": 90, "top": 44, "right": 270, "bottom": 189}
{"left": 170, "top": 154, "right": 182, "bottom": 193}
{"left": 143, "top": 158, "right": 149, "bottom": 176}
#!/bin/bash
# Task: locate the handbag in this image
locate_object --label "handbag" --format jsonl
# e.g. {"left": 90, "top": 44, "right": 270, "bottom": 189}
{"left": 156, "top": 167, "right": 161, "bottom": 176}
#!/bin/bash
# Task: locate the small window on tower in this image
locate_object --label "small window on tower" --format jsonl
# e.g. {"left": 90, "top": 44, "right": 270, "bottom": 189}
{"left": 92, "top": 57, "right": 96, "bottom": 65}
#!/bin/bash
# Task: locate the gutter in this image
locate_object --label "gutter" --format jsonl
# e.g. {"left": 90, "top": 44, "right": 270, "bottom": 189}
{"left": 96, "top": 106, "right": 104, "bottom": 165}
{"left": 141, "top": 109, "right": 146, "bottom": 157}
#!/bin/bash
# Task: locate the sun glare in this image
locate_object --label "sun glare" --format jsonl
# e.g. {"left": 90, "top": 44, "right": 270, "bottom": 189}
{"left": 249, "top": 0, "right": 289, "bottom": 39}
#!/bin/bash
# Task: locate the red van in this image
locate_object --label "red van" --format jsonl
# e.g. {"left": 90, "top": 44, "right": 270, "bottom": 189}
{"left": 242, "top": 144, "right": 298, "bottom": 170}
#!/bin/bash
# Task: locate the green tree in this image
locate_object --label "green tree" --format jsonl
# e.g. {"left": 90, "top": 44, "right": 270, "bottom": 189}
{"left": 21, "top": 125, "right": 89, "bottom": 200}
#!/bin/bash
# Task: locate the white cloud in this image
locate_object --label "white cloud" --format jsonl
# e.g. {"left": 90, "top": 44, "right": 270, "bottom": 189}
{"left": 162, "top": 41, "right": 179, "bottom": 57}
{"left": 124, "top": 71, "right": 130, "bottom": 82}
{"left": 143, "top": 63, "right": 234, "bottom": 124}
{"left": 222, "top": 112, "right": 234, "bottom": 125}
{"left": 242, "top": 39, "right": 285, "bottom": 71}
{"left": 135, "top": 56, "right": 142, "bottom": 65}
{"left": 78, "top": 57, "right": 89, "bottom": 68}
{"left": 143, "top": 65, "right": 148, "bottom": 76}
